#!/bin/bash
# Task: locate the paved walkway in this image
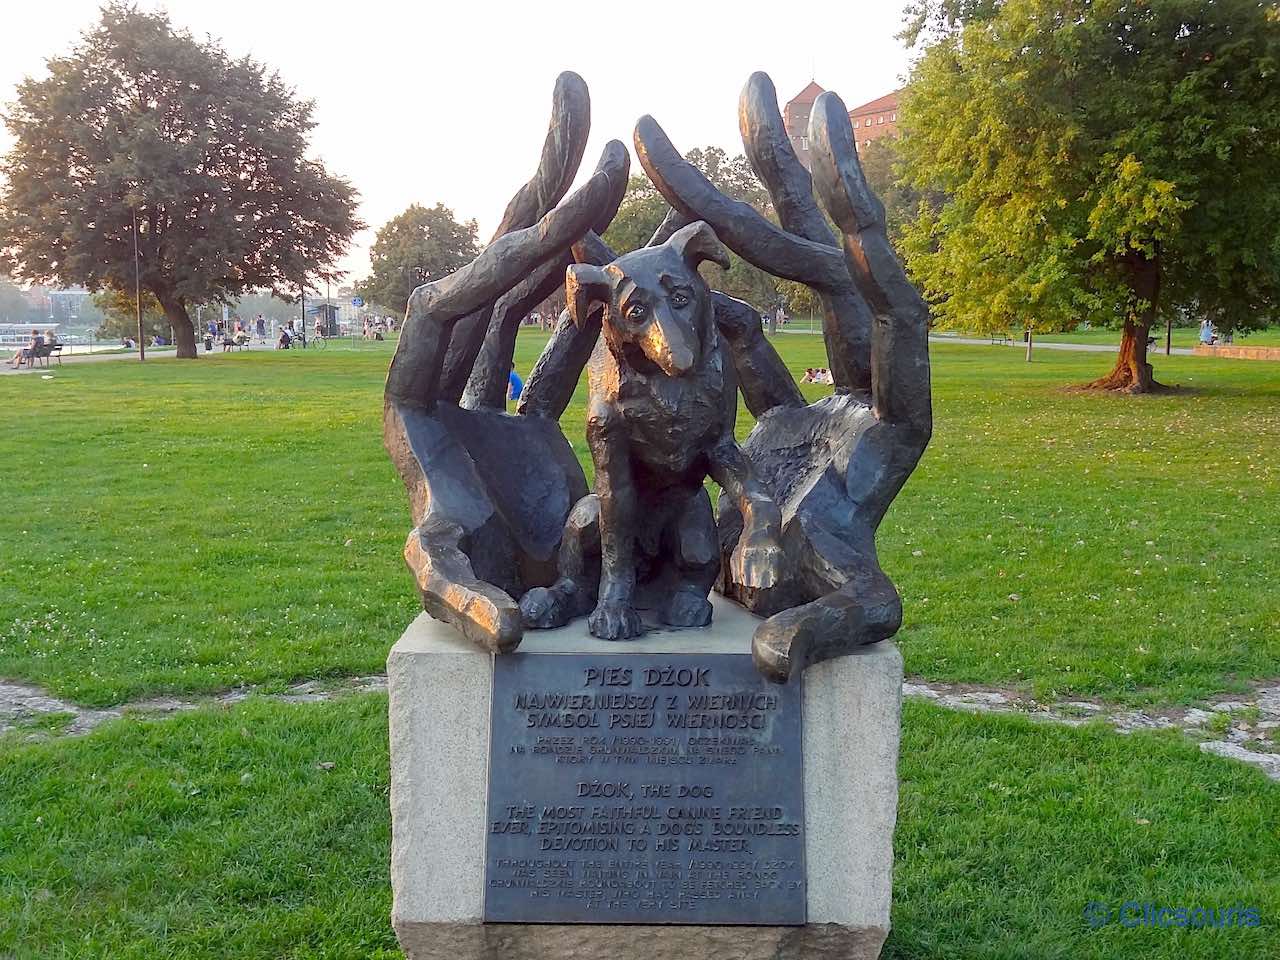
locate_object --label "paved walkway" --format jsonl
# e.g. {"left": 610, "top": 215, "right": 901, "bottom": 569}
{"left": 928, "top": 334, "right": 1195, "bottom": 356}
{"left": 1, "top": 341, "right": 279, "bottom": 374}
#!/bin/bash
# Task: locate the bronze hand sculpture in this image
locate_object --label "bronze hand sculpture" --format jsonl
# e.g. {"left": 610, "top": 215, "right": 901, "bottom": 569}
{"left": 634, "top": 74, "right": 932, "bottom": 682}
{"left": 383, "top": 73, "right": 629, "bottom": 654}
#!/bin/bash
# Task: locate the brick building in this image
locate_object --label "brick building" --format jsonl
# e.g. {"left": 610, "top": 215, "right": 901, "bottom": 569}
{"left": 847, "top": 90, "right": 902, "bottom": 149}
{"left": 783, "top": 80, "right": 826, "bottom": 169}
{"left": 783, "top": 82, "right": 903, "bottom": 166}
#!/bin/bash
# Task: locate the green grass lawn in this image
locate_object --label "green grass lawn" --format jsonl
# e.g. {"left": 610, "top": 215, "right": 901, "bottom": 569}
{"left": 0, "top": 695, "right": 1274, "bottom": 959}
{"left": 2, "top": 332, "right": 1275, "bottom": 706}
{"left": 1, "top": 334, "right": 1276, "bottom": 958}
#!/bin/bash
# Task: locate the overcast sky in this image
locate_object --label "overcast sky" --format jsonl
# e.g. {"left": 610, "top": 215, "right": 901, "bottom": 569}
{"left": 0, "top": 0, "right": 916, "bottom": 281}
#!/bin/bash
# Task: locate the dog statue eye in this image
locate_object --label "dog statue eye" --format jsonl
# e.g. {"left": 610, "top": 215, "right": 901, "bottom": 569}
{"left": 625, "top": 303, "right": 647, "bottom": 321}
{"left": 670, "top": 291, "right": 690, "bottom": 308}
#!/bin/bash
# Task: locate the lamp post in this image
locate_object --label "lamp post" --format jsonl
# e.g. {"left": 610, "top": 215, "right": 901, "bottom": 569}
{"left": 403, "top": 264, "right": 428, "bottom": 296}
{"left": 133, "top": 208, "right": 145, "bottom": 361}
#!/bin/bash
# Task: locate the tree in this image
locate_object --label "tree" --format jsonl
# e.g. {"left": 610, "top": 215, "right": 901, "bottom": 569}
{"left": 857, "top": 137, "right": 946, "bottom": 249}
{"left": 899, "top": 0, "right": 1280, "bottom": 392}
{"left": 91, "top": 286, "right": 168, "bottom": 342}
{"left": 601, "top": 175, "right": 668, "bottom": 255}
{"left": 0, "top": 5, "right": 360, "bottom": 358}
{"left": 0, "top": 277, "right": 36, "bottom": 325}
{"left": 683, "top": 147, "right": 772, "bottom": 210}
{"left": 358, "top": 203, "right": 480, "bottom": 317}
{"left": 231, "top": 290, "right": 302, "bottom": 325}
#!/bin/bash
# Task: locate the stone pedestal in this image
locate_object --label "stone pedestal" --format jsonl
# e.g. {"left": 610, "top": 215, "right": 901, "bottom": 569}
{"left": 388, "top": 597, "right": 902, "bottom": 960}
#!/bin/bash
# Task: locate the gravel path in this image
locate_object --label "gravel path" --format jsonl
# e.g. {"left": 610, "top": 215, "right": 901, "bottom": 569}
{"left": 3, "top": 672, "right": 1276, "bottom": 780}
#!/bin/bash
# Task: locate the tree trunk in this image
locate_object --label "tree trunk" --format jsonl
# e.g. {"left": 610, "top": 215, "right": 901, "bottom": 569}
{"left": 1082, "top": 254, "right": 1164, "bottom": 393}
{"left": 158, "top": 293, "right": 198, "bottom": 358}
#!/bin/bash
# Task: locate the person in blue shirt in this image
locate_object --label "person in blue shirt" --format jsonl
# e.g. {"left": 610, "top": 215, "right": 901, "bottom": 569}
{"left": 508, "top": 368, "right": 524, "bottom": 402}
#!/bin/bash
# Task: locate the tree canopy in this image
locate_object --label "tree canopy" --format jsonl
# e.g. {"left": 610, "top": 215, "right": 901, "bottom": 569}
{"left": 899, "top": 0, "right": 1280, "bottom": 391}
{"left": 0, "top": 4, "right": 361, "bottom": 357}
{"left": 601, "top": 175, "right": 668, "bottom": 256}
{"left": 91, "top": 287, "right": 168, "bottom": 342}
{"left": 358, "top": 203, "right": 480, "bottom": 316}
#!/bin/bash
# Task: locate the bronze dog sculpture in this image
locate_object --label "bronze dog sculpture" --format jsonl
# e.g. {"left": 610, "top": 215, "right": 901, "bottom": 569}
{"left": 519, "top": 221, "right": 784, "bottom": 640}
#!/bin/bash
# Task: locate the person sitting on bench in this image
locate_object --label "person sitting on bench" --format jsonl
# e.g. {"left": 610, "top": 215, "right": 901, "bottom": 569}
{"left": 8, "top": 328, "right": 43, "bottom": 368}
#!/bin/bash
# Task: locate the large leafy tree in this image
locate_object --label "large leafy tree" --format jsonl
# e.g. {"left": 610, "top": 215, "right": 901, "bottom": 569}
{"left": 358, "top": 203, "right": 480, "bottom": 316}
{"left": 0, "top": 4, "right": 360, "bottom": 358}
{"left": 91, "top": 287, "right": 168, "bottom": 342}
{"left": 858, "top": 137, "right": 947, "bottom": 248}
{"left": 899, "top": 0, "right": 1280, "bottom": 392}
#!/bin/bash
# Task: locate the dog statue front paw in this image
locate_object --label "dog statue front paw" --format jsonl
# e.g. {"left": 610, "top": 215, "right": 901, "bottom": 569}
{"left": 588, "top": 598, "right": 643, "bottom": 640}
{"left": 732, "top": 532, "right": 784, "bottom": 591}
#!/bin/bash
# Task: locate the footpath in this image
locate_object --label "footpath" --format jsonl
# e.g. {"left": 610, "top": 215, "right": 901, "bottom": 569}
{"left": 1, "top": 340, "right": 279, "bottom": 375}
{"left": 927, "top": 334, "right": 1196, "bottom": 355}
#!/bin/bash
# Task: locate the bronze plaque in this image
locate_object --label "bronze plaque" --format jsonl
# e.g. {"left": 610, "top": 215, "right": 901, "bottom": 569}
{"left": 483, "top": 653, "right": 805, "bottom": 924}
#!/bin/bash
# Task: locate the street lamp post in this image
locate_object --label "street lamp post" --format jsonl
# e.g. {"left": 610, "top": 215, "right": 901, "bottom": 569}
{"left": 133, "top": 208, "right": 145, "bottom": 361}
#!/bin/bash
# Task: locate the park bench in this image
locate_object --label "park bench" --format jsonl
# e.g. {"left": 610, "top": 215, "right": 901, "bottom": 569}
{"left": 222, "top": 337, "right": 248, "bottom": 352}
{"left": 990, "top": 332, "right": 1013, "bottom": 345}
{"left": 19, "top": 342, "right": 60, "bottom": 368}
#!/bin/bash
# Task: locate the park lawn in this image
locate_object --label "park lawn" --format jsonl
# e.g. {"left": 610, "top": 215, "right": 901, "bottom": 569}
{"left": 0, "top": 695, "right": 1274, "bottom": 960}
{"left": 0, "top": 333, "right": 1277, "bottom": 707}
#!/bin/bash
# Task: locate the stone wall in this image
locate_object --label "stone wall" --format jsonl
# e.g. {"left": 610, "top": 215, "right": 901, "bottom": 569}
{"left": 1193, "top": 344, "right": 1280, "bottom": 361}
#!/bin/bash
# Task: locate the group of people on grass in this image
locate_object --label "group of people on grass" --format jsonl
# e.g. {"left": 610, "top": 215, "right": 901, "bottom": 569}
{"left": 362, "top": 317, "right": 392, "bottom": 340}
{"left": 801, "top": 367, "right": 834, "bottom": 384}
{"left": 7, "top": 328, "right": 58, "bottom": 368}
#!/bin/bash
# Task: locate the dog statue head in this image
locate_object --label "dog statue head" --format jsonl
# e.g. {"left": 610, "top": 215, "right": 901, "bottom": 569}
{"left": 566, "top": 220, "right": 729, "bottom": 377}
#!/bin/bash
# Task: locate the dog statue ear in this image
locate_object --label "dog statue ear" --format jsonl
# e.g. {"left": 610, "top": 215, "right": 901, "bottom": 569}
{"left": 566, "top": 263, "right": 611, "bottom": 328}
{"left": 670, "top": 220, "right": 730, "bottom": 272}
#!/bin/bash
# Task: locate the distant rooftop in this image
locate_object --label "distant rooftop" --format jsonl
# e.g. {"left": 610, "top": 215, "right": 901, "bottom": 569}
{"left": 785, "top": 80, "right": 825, "bottom": 107}
{"left": 848, "top": 89, "right": 902, "bottom": 116}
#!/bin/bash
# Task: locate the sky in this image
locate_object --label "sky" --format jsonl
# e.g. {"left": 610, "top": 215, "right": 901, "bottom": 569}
{"left": 0, "top": 0, "right": 916, "bottom": 282}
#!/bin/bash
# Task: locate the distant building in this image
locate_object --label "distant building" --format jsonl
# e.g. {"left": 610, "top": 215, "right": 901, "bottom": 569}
{"left": 848, "top": 90, "right": 902, "bottom": 150}
{"left": 783, "top": 82, "right": 903, "bottom": 167}
{"left": 22, "top": 285, "right": 91, "bottom": 324}
{"left": 783, "top": 80, "right": 826, "bottom": 169}
{"left": 47, "top": 287, "right": 91, "bottom": 323}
